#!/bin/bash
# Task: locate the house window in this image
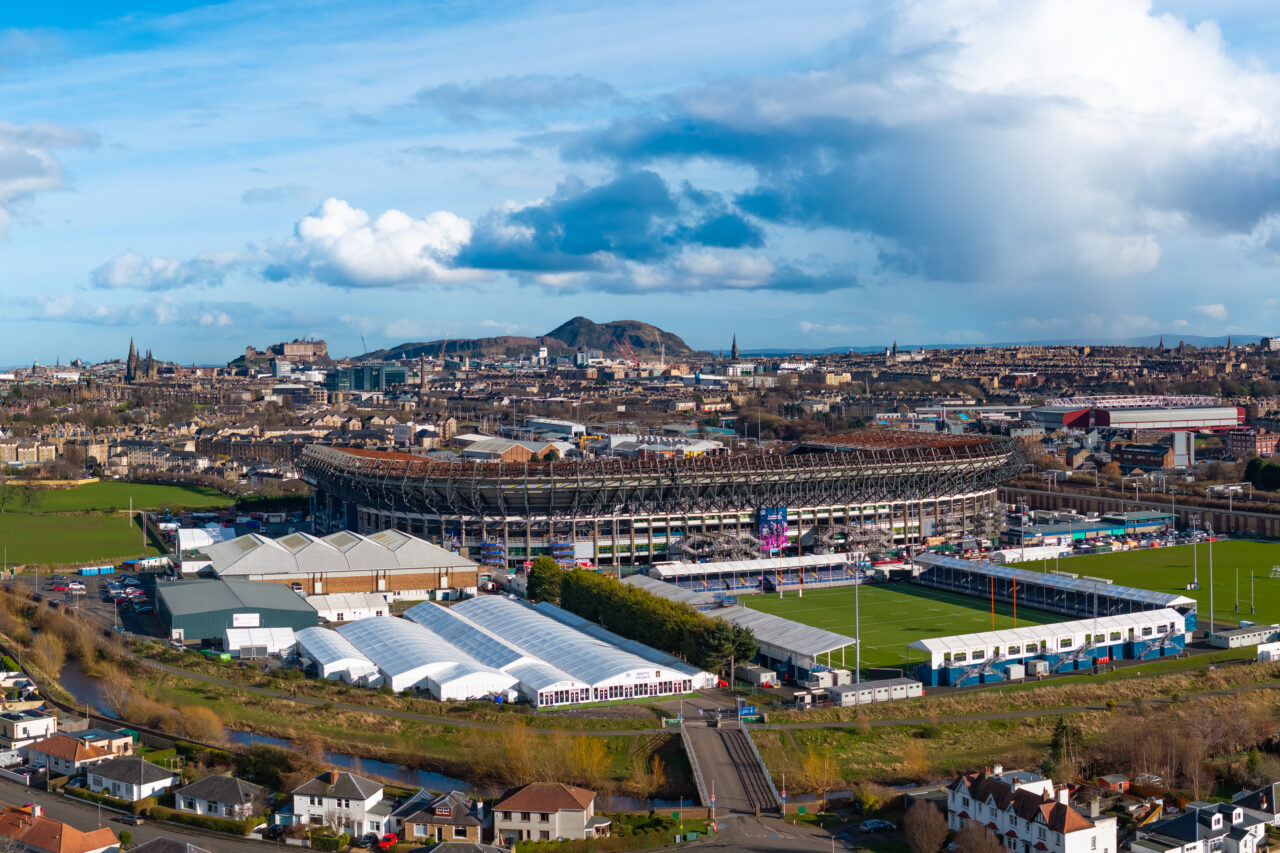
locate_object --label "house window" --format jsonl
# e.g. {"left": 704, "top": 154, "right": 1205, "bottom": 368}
{"left": 1038, "top": 828, "right": 1045, "bottom": 840}
{"left": 413, "top": 826, "right": 425, "bottom": 838}
{"left": 183, "top": 799, "right": 196, "bottom": 810}
{"left": 453, "top": 826, "right": 466, "bottom": 839}
{"left": 1092, "top": 837, "right": 1097, "bottom": 850}
{"left": 521, "top": 813, "right": 530, "bottom": 822}
{"left": 539, "top": 831, "right": 550, "bottom": 841}
{"left": 502, "top": 812, "right": 511, "bottom": 821}
{"left": 540, "top": 813, "right": 550, "bottom": 823}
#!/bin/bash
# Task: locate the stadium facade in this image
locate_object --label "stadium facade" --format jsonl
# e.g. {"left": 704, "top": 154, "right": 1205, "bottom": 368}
{"left": 301, "top": 431, "right": 1026, "bottom": 569}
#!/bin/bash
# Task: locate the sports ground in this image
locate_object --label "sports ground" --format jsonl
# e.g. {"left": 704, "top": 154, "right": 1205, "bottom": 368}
{"left": 743, "top": 583, "right": 1063, "bottom": 670}
{"left": 0, "top": 481, "right": 224, "bottom": 567}
{"left": 1012, "top": 539, "right": 1280, "bottom": 630}
{"left": 743, "top": 539, "right": 1280, "bottom": 673}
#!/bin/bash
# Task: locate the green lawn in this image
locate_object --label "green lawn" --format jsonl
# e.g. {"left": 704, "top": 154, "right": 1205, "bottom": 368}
{"left": 0, "top": 512, "right": 163, "bottom": 566}
{"left": 743, "top": 583, "right": 1063, "bottom": 670}
{"left": 1013, "top": 539, "right": 1280, "bottom": 630}
{"left": 6, "top": 481, "right": 228, "bottom": 515}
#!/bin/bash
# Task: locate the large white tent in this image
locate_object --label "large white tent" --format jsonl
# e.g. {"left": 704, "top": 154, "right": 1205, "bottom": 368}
{"left": 335, "top": 617, "right": 517, "bottom": 701}
{"left": 295, "top": 627, "right": 380, "bottom": 684}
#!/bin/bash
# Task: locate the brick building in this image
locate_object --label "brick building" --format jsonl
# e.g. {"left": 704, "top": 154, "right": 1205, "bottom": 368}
{"left": 1227, "top": 430, "right": 1280, "bottom": 460}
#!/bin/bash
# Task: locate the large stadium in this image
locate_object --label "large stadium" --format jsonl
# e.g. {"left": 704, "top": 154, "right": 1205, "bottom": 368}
{"left": 301, "top": 430, "right": 1026, "bottom": 569}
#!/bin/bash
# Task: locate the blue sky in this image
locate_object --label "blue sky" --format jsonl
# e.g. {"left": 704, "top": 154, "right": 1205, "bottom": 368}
{"left": 4, "top": 0, "right": 1280, "bottom": 363}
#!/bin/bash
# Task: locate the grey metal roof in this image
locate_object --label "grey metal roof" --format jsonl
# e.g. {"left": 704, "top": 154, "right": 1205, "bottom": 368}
{"left": 714, "top": 606, "right": 855, "bottom": 658}
{"left": 913, "top": 552, "right": 1197, "bottom": 609}
{"left": 200, "top": 529, "right": 475, "bottom": 577}
{"left": 157, "top": 579, "right": 319, "bottom": 616}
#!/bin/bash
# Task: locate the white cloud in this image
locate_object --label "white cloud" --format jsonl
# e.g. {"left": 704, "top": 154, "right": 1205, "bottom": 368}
{"left": 32, "top": 294, "right": 250, "bottom": 328}
{"left": 1195, "top": 303, "right": 1229, "bottom": 321}
{"left": 91, "top": 250, "right": 246, "bottom": 290}
{"left": 0, "top": 121, "right": 95, "bottom": 236}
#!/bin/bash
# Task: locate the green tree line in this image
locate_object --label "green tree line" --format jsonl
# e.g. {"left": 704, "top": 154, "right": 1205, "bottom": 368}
{"left": 544, "top": 565, "right": 757, "bottom": 673}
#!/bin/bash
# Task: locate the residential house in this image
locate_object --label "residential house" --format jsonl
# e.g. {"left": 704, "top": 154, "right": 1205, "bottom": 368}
{"left": 22, "top": 734, "right": 113, "bottom": 776}
{"left": 175, "top": 775, "right": 268, "bottom": 819}
{"left": 1232, "top": 782, "right": 1280, "bottom": 826}
{"left": 0, "top": 711, "right": 57, "bottom": 749}
{"left": 291, "top": 769, "right": 391, "bottom": 837}
{"left": 398, "top": 791, "right": 485, "bottom": 845}
{"left": 66, "top": 730, "right": 134, "bottom": 757}
{"left": 128, "top": 840, "right": 211, "bottom": 853}
{"left": 946, "top": 765, "right": 1116, "bottom": 853}
{"left": 0, "top": 804, "right": 118, "bottom": 853}
{"left": 1132, "top": 801, "right": 1268, "bottom": 853}
{"left": 492, "top": 783, "right": 610, "bottom": 845}
{"left": 86, "top": 757, "right": 178, "bottom": 802}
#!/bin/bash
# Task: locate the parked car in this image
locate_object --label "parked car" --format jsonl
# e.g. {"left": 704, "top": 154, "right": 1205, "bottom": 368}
{"left": 51, "top": 585, "right": 68, "bottom": 592}
{"left": 355, "top": 835, "right": 376, "bottom": 849}
{"left": 121, "top": 577, "right": 140, "bottom": 586}
{"left": 134, "top": 605, "right": 154, "bottom": 614}
{"left": 264, "top": 824, "right": 285, "bottom": 840}
{"left": 859, "top": 820, "right": 896, "bottom": 833}
{"left": 117, "top": 815, "right": 144, "bottom": 826}
{"left": 68, "top": 582, "right": 85, "bottom": 591}
{"left": 377, "top": 834, "right": 397, "bottom": 850}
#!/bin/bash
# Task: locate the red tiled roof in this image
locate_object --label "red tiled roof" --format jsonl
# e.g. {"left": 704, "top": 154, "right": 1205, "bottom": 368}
{"left": 496, "top": 783, "right": 595, "bottom": 813}
{"left": 0, "top": 805, "right": 117, "bottom": 853}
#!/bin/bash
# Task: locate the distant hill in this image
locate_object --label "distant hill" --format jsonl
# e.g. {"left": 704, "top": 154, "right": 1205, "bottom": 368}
{"left": 368, "top": 317, "right": 703, "bottom": 361}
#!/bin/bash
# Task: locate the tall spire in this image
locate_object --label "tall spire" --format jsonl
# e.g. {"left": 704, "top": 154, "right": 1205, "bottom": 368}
{"left": 892, "top": 339, "right": 898, "bottom": 357}
{"left": 730, "top": 334, "right": 738, "bottom": 360}
{"left": 1227, "top": 335, "right": 1233, "bottom": 350}
{"left": 1158, "top": 335, "right": 1164, "bottom": 351}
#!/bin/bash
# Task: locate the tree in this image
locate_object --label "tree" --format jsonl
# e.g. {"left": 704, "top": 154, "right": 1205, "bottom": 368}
{"left": 17, "top": 481, "right": 40, "bottom": 515}
{"left": 904, "top": 802, "right": 949, "bottom": 853}
{"left": 800, "top": 747, "right": 834, "bottom": 812}
{"left": 954, "top": 821, "right": 1004, "bottom": 853}
{"left": 526, "top": 555, "right": 562, "bottom": 604}
{"left": 0, "top": 470, "right": 8, "bottom": 514}
{"left": 1100, "top": 462, "right": 1122, "bottom": 484}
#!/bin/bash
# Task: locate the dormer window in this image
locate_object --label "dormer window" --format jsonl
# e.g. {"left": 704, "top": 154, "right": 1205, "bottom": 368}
{"left": 1212, "top": 815, "right": 1222, "bottom": 829}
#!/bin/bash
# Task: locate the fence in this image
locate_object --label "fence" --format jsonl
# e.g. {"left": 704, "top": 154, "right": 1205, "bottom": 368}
{"left": 739, "top": 721, "right": 783, "bottom": 810}
{"left": 678, "top": 721, "right": 710, "bottom": 808}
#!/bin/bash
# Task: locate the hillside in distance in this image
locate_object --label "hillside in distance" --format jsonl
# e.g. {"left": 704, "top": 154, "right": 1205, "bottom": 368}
{"left": 368, "top": 316, "right": 703, "bottom": 361}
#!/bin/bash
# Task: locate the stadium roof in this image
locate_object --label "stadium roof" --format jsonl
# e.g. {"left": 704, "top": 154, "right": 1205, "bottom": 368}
{"left": 913, "top": 552, "right": 1196, "bottom": 610}
{"left": 199, "top": 529, "right": 475, "bottom": 577}
{"left": 714, "top": 606, "right": 855, "bottom": 658}
{"left": 652, "top": 553, "right": 849, "bottom": 580}
{"left": 157, "top": 579, "right": 319, "bottom": 616}
{"left": 452, "top": 595, "right": 703, "bottom": 688}
{"left": 908, "top": 608, "right": 1184, "bottom": 655}
{"left": 621, "top": 574, "right": 717, "bottom": 607}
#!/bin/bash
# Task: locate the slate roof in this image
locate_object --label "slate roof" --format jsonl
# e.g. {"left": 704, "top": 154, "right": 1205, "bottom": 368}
{"left": 90, "top": 757, "right": 176, "bottom": 786}
{"left": 176, "top": 774, "right": 268, "bottom": 805}
{"left": 950, "top": 770, "right": 1094, "bottom": 834}
{"left": 293, "top": 770, "right": 383, "bottom": 801}
{"left": 403, "top": 792, "right": 481, "bottom": 827}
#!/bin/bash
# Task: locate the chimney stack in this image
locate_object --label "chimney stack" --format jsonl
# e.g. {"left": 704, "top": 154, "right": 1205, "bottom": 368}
{"left": 1089, "top": 800, "right": 1100, "bottom": 819}
{"left": 30, "top": 805, "right": 41, "bottom": 818}
{"left": 329, "top": 769, "right": 339, "bottom": 785}
{"left": 1057, "top": 786, "right": 1069, "bottom": 805}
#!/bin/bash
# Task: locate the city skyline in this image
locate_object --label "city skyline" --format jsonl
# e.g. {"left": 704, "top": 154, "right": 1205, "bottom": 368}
{"left": 5, "top": 0, "right": 1280, "bottom": 363}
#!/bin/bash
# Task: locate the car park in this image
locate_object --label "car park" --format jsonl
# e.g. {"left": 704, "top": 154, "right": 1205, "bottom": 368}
{"left": 51, "top": 585, "right": 68, "bottom": 592}
{"left": 68, "top": 582, "right": 85, "bottom": 591}
{"left": 121, "top": 577, "right": 140, "bottom": 586}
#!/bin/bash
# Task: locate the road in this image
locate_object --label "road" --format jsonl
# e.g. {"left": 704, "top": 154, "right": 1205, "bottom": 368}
{"left": 0, "top": 775, "right": 273, "bottom": 853}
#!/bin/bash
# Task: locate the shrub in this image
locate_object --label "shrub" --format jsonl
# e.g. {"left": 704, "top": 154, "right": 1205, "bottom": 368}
{"left": 1, "top": 655, "right": 19, "bottom": 671}
{"left": 310, "top": 832, "right": 350, "bottom": 851}
{"left": 160, "top": 809, "right": 260, "bottom": 836}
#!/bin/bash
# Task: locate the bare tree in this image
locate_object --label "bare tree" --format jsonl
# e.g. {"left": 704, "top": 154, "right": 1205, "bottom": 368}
{"left": 17, "top": 481, "right": 40, "bottom": 515}
{"left": 905, "top": 803, "right": 949, "bottom": 853}
{"left": 955, "top": 821, "right": 1004, "bottom": 853}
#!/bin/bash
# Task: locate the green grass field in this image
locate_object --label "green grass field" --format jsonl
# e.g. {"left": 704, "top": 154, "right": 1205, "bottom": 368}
{"left": 0, "top": 513, "right": 163, "bottom": 566}
{"left": 5, "top": 481, "right": 228, "bottom": 515}
{"left": 1013, "top": 539, "right": 1280, "bottom": 630}
{"left": 743, "top": 583, "right": 1063, "bottom": 670}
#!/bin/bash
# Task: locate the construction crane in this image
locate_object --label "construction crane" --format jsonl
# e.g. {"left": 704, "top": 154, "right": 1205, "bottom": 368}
{"left": 612, "top": 336, "right": 641, "bottom": 368}
{"left": 360, "top": 334, "right": 369, "bottom": 358}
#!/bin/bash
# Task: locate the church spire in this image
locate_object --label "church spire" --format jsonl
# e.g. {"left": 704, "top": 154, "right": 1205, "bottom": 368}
{"left": 1158, "top": 335, "right": 1164, "bottom": 351}
{"left": 730, "top": 334, "right": 738, "bottom": 360}
{"left": 892, "top": 340, "right": 898, "bottom": 357}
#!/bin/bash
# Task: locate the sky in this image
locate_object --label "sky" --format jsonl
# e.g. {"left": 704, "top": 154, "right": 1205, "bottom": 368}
{"left": 4, "top": 0, "right": 1280, "bottom": 363}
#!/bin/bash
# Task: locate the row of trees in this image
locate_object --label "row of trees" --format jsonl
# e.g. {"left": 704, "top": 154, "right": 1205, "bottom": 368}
{"left": 540, "top": 564, "right": 757, "bottom": 672}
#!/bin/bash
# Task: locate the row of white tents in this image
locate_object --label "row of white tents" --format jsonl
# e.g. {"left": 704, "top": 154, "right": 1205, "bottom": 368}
{"left": 294, "top": 596, "right": 715, "bottom": 707}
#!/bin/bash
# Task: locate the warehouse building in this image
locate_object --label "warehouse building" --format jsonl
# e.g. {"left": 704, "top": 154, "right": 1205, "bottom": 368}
{"left": 156, "top": 579, "right": 319, "bottom": 643}
{"left": 190, "top": 529, "right": 478, "bottom": 601}
{"left": 1028, "top": 395, "right": 1243, "bottom": 432}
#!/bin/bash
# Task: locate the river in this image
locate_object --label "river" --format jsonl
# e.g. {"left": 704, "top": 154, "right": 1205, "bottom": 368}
{"left": 57, "top": 661, "right": 681, "bottom": 809}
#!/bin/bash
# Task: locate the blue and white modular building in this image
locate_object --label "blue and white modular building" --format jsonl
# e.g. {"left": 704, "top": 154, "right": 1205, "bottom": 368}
{"left": 909, "top": 608, "right": 1186, "bottom": 687}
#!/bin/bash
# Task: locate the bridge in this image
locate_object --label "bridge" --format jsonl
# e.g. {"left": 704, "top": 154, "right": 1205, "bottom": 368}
{"left": 682, "top": 718, "right": 781, "bottom": 816}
